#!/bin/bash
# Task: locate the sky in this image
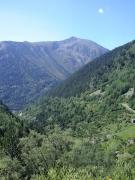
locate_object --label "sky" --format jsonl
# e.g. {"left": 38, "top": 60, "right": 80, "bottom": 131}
{"left": 0, "top": 0, "right": 135, "bottom": 49}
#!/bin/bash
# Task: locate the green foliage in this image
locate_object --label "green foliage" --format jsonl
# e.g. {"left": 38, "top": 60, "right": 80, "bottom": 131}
{"left": 1, "top": 40, "right": 135, "bottom": 179}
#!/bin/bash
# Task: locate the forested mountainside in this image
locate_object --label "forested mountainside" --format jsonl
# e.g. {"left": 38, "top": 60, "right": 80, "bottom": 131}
{"left": 0, "top": 37, "right": 108, "bottom": 110}
{"left": 47, "top": 40, "right": 135, "bottom": 98}
{"left": 0, "top": 40, "right": 135, "bottom": 179}
{"left": 22, "top": 40, "right": 135, "bottom": 179}
{"left": 0, "top": 101, "right": 23, "bottom": 175}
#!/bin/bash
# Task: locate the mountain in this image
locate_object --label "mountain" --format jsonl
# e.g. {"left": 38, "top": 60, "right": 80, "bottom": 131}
{"left": 21, "top": 40, "right": 135, "bottom": 179}
{"left": 0, "top": 40, "right": 135, "bottom": 179}
{"left": 47, "top": 40, "right": 135, "bottom": 97}
{"left": 0, "top": 37, "right": 108, "bottom": 110}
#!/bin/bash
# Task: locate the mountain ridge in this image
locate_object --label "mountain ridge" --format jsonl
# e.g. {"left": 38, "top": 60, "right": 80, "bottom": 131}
{"left": 47, "top": 40, "right": 135, "bottom": 98}
{"left": 0, "top": 37, "right": 108, "bottom": 110}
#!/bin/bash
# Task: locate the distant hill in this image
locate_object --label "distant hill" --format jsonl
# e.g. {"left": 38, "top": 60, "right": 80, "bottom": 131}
{"left": 0, "top": 37, "right": 108, "bottom": 110}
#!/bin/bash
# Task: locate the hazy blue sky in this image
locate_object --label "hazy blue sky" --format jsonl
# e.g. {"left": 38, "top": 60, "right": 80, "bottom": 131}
{"left": 0, "top": 0, "right": 135, "bottom": 49}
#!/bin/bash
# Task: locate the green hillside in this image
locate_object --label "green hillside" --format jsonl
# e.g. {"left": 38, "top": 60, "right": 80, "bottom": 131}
{"left": 47, "top": 40, "right": 135, "bottom": 98}
{"left": 0, "top": 101, "right": 23, "bottom": 179}
{"left": 21, "top": 40, "right": 135, "bottom": 179}
{"left": 0, "top": 40, "right": 135, "bottom": 179}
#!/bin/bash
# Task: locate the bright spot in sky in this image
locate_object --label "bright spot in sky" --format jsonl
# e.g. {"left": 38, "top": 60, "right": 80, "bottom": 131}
{"left": 98, "top": 8, "right": 104, "bottom": 14}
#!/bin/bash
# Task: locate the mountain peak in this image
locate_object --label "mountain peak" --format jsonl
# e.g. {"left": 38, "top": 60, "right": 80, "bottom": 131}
{"left": 64, "top": 36, "right": 79, "bottom": 42}
{"left": 69, "top": 36, "right": 78, "bottom": 40}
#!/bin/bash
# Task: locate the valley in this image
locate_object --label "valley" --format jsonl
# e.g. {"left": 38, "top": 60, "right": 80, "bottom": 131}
{"left": 0, "top": 40, "right": 135, "bottom": 179}
{"left": 0, "top": 1, "right": 135, "bottom": 179}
